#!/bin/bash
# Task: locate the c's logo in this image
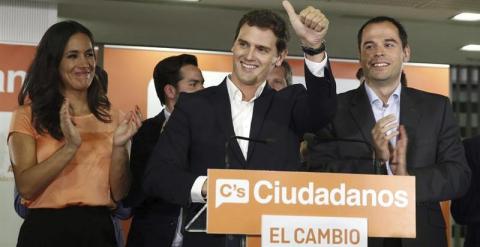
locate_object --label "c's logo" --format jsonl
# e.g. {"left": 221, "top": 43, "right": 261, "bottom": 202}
{"left": 215, "top": 179, "right": 249, "bottom": 208}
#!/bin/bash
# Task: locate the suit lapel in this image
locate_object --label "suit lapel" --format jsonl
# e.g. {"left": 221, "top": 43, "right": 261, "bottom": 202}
{"left": 247, "top": 85, "right": 274, "bottom": 161}
{"left": 211, "top": 79, "right": 247, "bottom": 167}
{"left": 399, "top": 87, "right": 422, "bottom": 154}
{"left": 349, "top": 85, "right": 376, "bottom": 146}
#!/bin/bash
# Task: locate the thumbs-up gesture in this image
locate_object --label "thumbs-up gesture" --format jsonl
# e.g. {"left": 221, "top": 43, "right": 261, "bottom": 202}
{"left": 283, "top": 0, "right": 328, "bottom": 50}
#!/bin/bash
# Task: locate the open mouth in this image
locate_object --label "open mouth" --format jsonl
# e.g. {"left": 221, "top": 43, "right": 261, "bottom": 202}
{"left": 74, "top": 71, "right": 92, "bottom": 79}
{"left": 241, "top": 61, "right": 258, "bottom": 71}
{"left": 371, "top": 62, "right": 390, "bottom": 68}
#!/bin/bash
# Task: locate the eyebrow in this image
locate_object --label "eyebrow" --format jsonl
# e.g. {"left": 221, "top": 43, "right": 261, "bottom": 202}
{"left": 362, "top": 41, "right": 375, "bottom": 46}
{"left": 237, "top": 38, "right": 249, "bottom": 44}
{"left": 190, "top": 78, "right": 204, "bottom": 83}
{"left": 65, "top": 48, "right": 94, "bottom": 54}
{"left": 362, "top": 38, "right": 399, "bottom": 46}
{"left": 238, "top": 38, "right": 271, "bottom": 51}
{"left": 384, "top": 38, "right": 399, "bottom": 43}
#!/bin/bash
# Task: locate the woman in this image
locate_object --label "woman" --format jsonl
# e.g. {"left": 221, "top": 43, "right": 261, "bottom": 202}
{"left": 8, "top": 20, "right": 141, "bottom": 247}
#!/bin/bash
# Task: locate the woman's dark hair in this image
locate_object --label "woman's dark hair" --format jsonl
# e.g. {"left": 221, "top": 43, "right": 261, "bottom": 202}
{"left": 18, "top": 20, "right": 111, "bottom": 140}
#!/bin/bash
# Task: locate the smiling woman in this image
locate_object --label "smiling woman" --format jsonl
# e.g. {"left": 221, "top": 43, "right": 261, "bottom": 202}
{"left": 59, "top": 32, "right": 96, "bottom": 93}
{"left": 8, "top": 21, "right": 142, "bottom": 247}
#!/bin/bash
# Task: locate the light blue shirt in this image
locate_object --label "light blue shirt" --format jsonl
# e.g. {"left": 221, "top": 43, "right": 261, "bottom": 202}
{"left": 364, "top": 82, "right": 402, "bottom": 175}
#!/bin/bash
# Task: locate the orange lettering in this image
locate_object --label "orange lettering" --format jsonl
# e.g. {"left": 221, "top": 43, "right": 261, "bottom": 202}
{"left": 305, "top": 228, "right": 316, "bottom": 244}
{"left": 270, "top": 227, "right": 280, "bottom": 243}
{"left": 318, "top": 228, "right": 330, "bottom": 244}
{"left": 220, "top": 184, "right": 232, "bottom": 197}
{"left": 332, "top": 228, "right": 342, "bottom": 244}
{"left": 350, "top": 229, "right": 360, "bottom": 244}
{"left": 280, "top": 228, "right": 290, "bottom": 243}
{"left": 294, "top": 228, "right": 305, "bottom": 243}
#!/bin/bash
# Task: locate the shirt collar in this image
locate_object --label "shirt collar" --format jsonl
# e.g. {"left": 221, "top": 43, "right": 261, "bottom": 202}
{"left": 163, "top": 108, "right": 171, "bottom": 121}
{"left": 364, "top": 82, "right": 402, "bottom": 107}
{"left": 226, "top": 75, "right": 266, "bottom": 103}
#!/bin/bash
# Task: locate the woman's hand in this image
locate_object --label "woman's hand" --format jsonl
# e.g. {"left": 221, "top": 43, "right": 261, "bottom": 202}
{"left": 60, "top": 99, "right": 81, "bottom": 149}
{"left": 113, "top": 105, "right": 143, "bottom": 147}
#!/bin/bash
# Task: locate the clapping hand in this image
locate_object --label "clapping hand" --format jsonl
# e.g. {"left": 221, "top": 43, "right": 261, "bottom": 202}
{"left": 390, "top": 125, "right": 409, "bottom": 176}
{"left": 113, "top": 106, "right": 143, "bottom": 147}
{"left": 371, "top": 114, "right": 399, "bottom": 163}
{"left": 60, "top": 99, "right": 81, "bottom": 149}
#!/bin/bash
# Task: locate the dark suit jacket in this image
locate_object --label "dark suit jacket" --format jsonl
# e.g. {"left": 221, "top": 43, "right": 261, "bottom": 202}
{"left": 308, "top": 84, "right": 471, "bottom": 247}
{"left": 123, "top": 111, "right": 180, "bottom": 247}
{"left": 451, "top": 136, "right": 480, "bottom": 247}
{"left": 143, "top": 65, "right": 337, "bottom": 247}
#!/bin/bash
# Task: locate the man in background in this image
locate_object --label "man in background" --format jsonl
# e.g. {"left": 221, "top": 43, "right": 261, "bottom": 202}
{"left": 266, "top": 60, "right": 293, "bottom": 90}
{"left": 123, "top": 54, "right": 204, "bottom": 247}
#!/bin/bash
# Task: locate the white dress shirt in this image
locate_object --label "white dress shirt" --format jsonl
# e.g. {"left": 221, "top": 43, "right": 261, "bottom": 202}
{"left": 164, "top": 108, "right": 171, "bottom": 121}
{"left": 227, "top": 77, "right": 266, "bottom": 159}
{"left": 364, "top": 82, "right": 402, "bottom": 175}
{"left": 191, "top": 53, "right": 330, "bottom": 203}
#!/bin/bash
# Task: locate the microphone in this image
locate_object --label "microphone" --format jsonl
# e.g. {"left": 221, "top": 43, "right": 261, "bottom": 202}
{"left": 224, "top": 135, "right": 276, "bottom": 169}
{"left": 312, "top": 130, "right": 385, "bottom": 174}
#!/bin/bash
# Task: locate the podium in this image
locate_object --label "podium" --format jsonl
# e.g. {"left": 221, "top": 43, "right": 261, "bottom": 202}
{"left": 199, "top": 169, "right": 416, "bottom": 247}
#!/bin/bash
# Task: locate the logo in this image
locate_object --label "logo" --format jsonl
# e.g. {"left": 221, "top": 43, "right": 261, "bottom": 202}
{"left": 215, "top": 179, "right": 249, "bottom": 208}
{"left": 215, "top": 179, "right": 409, "bottom": 209}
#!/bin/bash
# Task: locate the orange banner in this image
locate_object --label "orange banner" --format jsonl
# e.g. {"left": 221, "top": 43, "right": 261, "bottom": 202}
{"left": 0, "top": 44, "right": 35, "bottom": 112}
{"left": 103, "top": 47, "right": 449, "bottom": 117}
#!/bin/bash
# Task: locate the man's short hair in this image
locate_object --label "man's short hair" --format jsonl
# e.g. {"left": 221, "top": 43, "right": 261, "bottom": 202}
{"left": 153, "top": 54, "right": 198, "bottom": 105}
{"left": 280, "top": 61, "right": 293, "bottom": 85}
{"left": 357, "top": 16, "right": 408, "bottom": 50}
{"left": 234, "top": 9, "right": 290, "bottom": 54}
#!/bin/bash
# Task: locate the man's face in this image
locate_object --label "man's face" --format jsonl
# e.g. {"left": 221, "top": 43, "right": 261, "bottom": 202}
{"left": 231, "top": 24, "right": 285, "bottom": 87}
{"left": 359, "top": 21, "right": 410, "bottom": 87}
{"left": 175, "top": 64, "right": 204, "bottom": 100}
{"left": 267, "top": 66, "right": 288, "bottom": 91}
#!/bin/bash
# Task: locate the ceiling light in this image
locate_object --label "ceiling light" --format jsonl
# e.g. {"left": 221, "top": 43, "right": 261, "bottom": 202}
{"left": 452, "top": 12, "right": 480, "bottom": 21}
{"left": 460, "top": 44, "right": 480, "bottom": 52}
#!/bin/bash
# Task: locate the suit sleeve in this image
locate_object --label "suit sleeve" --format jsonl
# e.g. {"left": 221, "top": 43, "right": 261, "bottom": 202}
{"left": 451, "top": 137, "right": 480, "bottom": 225}
{"left": 409, "top": 98, "right": 471, "bottom": 202}
{"left": 307, "top": 127, "right": 377, "bottom": 174}
{"left": 292, "top": 61, "right": 337, "bottom": 136}
{"left": 142, "top": 98, "right": 198, "bottom": 207}
{"left": 122, "top": 122, "right": 150, "bottom": 207}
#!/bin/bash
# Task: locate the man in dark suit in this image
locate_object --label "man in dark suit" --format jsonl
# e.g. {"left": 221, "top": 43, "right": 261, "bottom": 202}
{"left": 123, "top": 54, "right": 204, "bottom": 247}
{"left": 451, "top": 136, "right": 480, "bottom": 247}
{"left": 308, "top": 16, "right": 471, "bottom": 247}
{"left": 143, "top": 1, "right": 337, "bottom": 246}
